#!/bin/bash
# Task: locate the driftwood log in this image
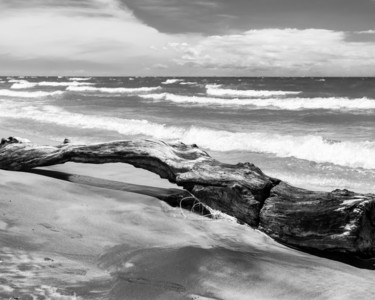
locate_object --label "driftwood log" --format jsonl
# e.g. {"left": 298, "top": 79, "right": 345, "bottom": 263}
{"left": 0, "top": 137, "right": 374, "bottom": 258}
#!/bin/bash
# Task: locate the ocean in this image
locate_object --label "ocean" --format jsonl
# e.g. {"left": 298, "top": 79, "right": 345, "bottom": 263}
{"left": 1, "top": 76, "right": 374, "bottom": 193}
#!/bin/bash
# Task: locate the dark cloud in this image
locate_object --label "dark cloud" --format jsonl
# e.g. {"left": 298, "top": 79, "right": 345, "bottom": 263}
{"left": 1, "top": 0, "right": 95, "bottom": 9}
{"left": 1, "top": 0, "right": 115, "bottom": 19}
{"left": 120, "top": 0, "right": 375, "bottom": 34}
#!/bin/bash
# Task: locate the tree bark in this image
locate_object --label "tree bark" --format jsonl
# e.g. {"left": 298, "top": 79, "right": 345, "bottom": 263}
{"left": 0, "top": 137, "right": 374, "bottom": 258}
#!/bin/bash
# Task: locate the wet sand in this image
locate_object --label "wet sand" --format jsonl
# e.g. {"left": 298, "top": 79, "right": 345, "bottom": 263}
{"left": 0, "top": 128, "right": 374, "bottom": 299}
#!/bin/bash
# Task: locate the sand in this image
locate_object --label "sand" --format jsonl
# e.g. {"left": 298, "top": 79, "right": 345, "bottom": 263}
{"left": 0, "top": 127, "right": 374, "bottom": 299}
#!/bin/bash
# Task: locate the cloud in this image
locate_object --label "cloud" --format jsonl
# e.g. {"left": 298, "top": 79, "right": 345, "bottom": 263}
{"left": 0, "top": 0, "right": 189, "bottom": 75}
{"left": 121, "top": 0, "right": 375, "bottom": 34}
{"left": 121, "top": 0, "right": 226, "bottom": 34}
{"left": 1, "top": 1, "right": 375, "bottom": 76}
{"left": 356, "top": 30, "right": 375, "bottom": 34}
{"left": 152, "top": 63, "right": 169, "bottom": 69}
{"left": 169, "top": 29, "right": 375, "bottom": 76}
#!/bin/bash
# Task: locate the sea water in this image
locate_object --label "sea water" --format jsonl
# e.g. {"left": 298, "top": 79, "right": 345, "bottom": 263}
{"left": 0, "top": 76, "right": 374, "bottom": 193}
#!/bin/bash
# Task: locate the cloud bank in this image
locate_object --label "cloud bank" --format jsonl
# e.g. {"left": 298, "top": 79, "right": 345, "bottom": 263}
{"left": 0, "top": 0, "right": 375, "bottom": 75}
{"left": 169, "top": 29, "right": 375, "bottom": 76}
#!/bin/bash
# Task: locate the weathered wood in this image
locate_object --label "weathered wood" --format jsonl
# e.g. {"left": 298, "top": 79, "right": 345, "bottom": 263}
{"left": 0, "top": 138, "right": 278, "bottom": 227}
{"left": 0, "top": 137, "right": 374, "bottom": 258}
{"left": 259, "top": 182, "right": 375, "bottom": 257}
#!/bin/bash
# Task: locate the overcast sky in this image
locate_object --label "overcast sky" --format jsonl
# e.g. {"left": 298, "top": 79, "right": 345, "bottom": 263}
{"left": 1, "top": 0, "right": 375, "bottom": 76}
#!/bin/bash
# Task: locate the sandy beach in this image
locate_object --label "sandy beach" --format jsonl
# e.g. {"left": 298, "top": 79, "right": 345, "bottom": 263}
{"left": 2, "top": 0, "right": 375, "bottom": 297}
{"left": 0, "top": 126, "right": 374, "bottom": 299}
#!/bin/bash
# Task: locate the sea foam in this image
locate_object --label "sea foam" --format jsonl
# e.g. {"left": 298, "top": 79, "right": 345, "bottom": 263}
{"left": 10, "top": 80, "right": 93, "bottom": 89}
{"left": 206, "top": 84, "right": 301, "bottom": 97}
{"left": 1, "top": 102, "right": 374, "bottom": 169}
{"left": 162, "top": 79, "right": 184, "bottom": 84}
{"left": 69, "top": 77, "right": 92, "bottom": 81}
{"left": 140, "top": 93, "right": 375, "bottom": 110}
{"left": 38, "top": 81, "right": 94, "bottom": 87}
{"left": 67, "top": 86, "right": 162, "bottom": 93}
{"left": 0, "top": 89, "right": 64, "bottom": 98}
{"left": 180, "top": 82, "right": 198, "bottom": 85}
{"left": 140, "top": 93, "right": 261, "bottom": 106}
{"left": 10, "top": 81, "right": 37, "bottom": 89}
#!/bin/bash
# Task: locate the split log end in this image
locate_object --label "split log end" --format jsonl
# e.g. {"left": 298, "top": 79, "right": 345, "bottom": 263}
{"left": 259, "top": 182, "right": 375, "bottom": 258}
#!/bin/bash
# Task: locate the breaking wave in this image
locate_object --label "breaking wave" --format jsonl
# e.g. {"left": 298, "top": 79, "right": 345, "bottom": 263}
{"left": 38, "top": 81, "right": 94, "bottom": 87}
{"left": 1, "top": 102, "right": 374, "bottom": 169}
{"left": 140, "top": 93, "right": 375, "bottom": 110}
{"left": 162, "top": 79, "right": 184, "bottom": 84}
{"left": 0, "top": 89, "right": 64, "bottom": 98}
{"left": 10, "top": 80, "right": 93, "bottom": 89}
{"left": 140, "top": 93, "right": 260, "bottom": 106}
{"left": 10, "top": 81, "right": 37, "bottom": 89}
{"left": 180, "top": 82, "right": 197, "bottom": 85}
{"left": 67, "top": 86, "right": 162, "bottom": 93}
{"left": 206, "top": 84, "right": 301, "bottom": 97}
{"left": 68, "top": 77, "right": 92, "bottom": 81}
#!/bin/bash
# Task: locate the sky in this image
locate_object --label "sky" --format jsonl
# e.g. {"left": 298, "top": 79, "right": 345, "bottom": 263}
{"left": 0, "top": 0, "right": 375, "bottom": 76}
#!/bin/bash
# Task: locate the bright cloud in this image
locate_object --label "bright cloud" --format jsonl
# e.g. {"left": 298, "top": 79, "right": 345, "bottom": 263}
{"left": 169, "top": 29, "right": 375, "bottom": 76}
{"left": 0, "top": 0, "right": 190, "bottom": 75}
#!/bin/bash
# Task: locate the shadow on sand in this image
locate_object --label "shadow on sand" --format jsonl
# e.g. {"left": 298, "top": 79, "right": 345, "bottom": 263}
{"left": 26, "top": 168, "right": 375, "bottom": 270}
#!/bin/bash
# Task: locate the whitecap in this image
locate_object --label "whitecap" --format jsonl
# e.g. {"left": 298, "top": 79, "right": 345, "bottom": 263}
{"left": 11, "top": 80, "right": 37, "bottom": 89}
{"left": 140, "top": 93, "right": 375, "bottom": 111}
{"left": 38, "top": 81, "right": 94, "bottom": 87}
{"left": 67, "top": 86, "right": 162, "bottom": 93}
{"left": 206, "top": 84, "right": 301, "bottom": 97}
{"left": 140, "top": 93, "right": 259, "bottom": 106}
{"left": 162, "top": 79, "right": 184, "bottom": 84}
{"left": 0, "top": 89, "right": 64, "bottom": 98}
{"left": 68, "top": 77, "right": 92, "bottom": 81}
{"left": 180, "top": 82, "right": 197, "bottom": 85}
{"left": 10, "top": 80, "right": 93, "bottom": 89}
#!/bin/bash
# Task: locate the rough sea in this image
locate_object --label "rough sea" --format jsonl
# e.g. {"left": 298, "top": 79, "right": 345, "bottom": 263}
{"left": 1, "top": 76, "right": 374, "bottom": 193}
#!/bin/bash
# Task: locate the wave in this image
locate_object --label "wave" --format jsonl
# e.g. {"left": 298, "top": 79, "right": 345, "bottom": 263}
{"left": 255, "top": 97, "right": 375, "bottom": 110}
{"left": 67, "top": 86, "right": 162, "bottom": 93}
{"left": 140, "top": 93, "right": 375, "bottom": 110}
{"left": 180, "top": 129, "right": 375, "bottom": 169}
{"left": 0, "top": 89, "right": 64, "bottom": 98}
{"left": 10, "top": 80, "right": 93, "bottom": 89}
{"left": 180, "top": 82, "right": 197, "bottom": 85}
{"left": 68, "top": 77, "right": 92, "bottom": 81}
{"left": 273, "top": 171, "right": 375, "bottom": 194}
{"left": 10, "top": 80, "right": 37, "bottom": 89}
{"left": 1, "top": 102, "right": 374, "bottom": 169}
{"left": 206, "top": 84, "right": 301, "bottom": 97}
{"left": 140, "top": 93, "right": 262, "bottom": 106}
{"left": 38, "top": 81, "right": 94, "bottom": 87}
{"left": 162, "top": 79, "right": 184, "bottom": 84}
